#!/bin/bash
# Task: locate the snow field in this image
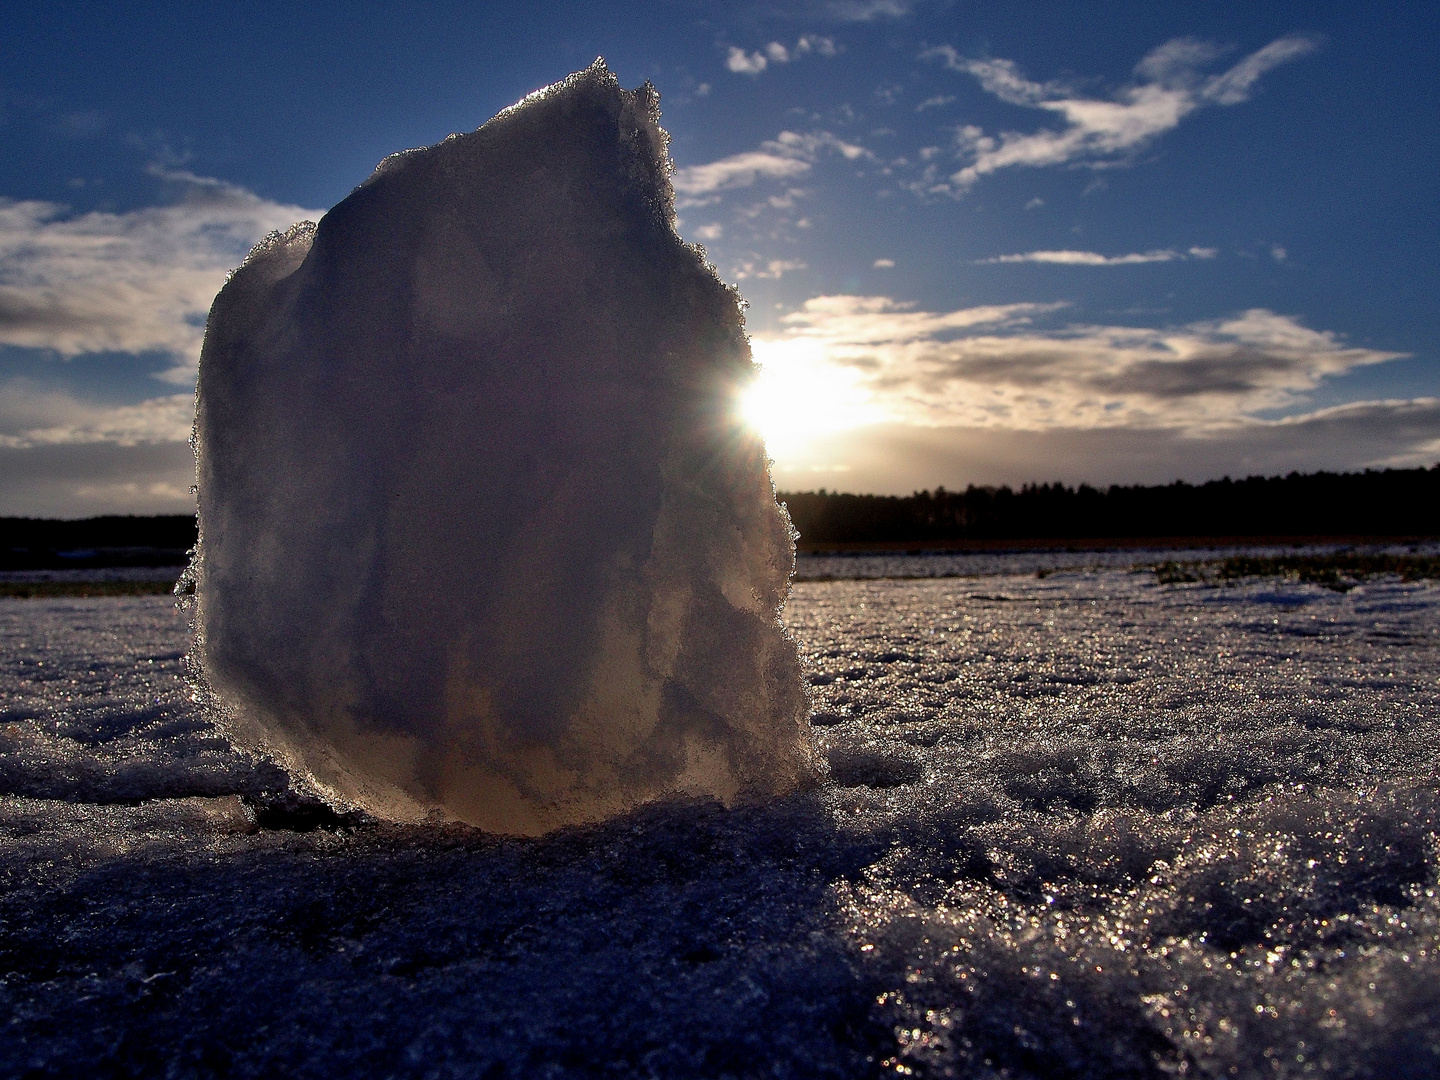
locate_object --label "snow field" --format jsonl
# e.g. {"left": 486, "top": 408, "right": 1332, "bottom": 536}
{"left": 1, "top": 567, "right": 1437, "bottom": 1076}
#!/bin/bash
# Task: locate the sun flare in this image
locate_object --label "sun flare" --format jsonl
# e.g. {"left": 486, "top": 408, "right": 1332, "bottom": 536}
{"left": 738, "top": 338, "right": 881, "bottom": 460}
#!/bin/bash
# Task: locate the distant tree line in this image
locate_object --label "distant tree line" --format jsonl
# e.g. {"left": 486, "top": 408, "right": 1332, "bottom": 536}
{"left": 4, "top": 465, "right": 1438, "bottom": 567}
{"left": 780, "top": 465, "right": 1440, "bottom": 547}
{"left": 0, "top": 515, "right": 196, "bottom": 570}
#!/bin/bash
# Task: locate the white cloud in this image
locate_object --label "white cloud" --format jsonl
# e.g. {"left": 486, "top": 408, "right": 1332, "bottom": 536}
{"left": 756, "top": 297, "right": 1406, "bottom": 432}
{"left": 1271, "top": 245, "right": 1288, "bottom": 261}
{"left": 672, "top": 130, "right": 870, "bottom": 197}
{"left": 921, "top": 35, "right": 1320, "bottom": 194}
{"left": 726, "top": 47, "right": 769, "bottom": 75}
{"left": 0, "top": 173, "right": 319, "bottom": 382}
{"left": 727, "top": 35, "right": 840, "bottom": 76}
{"left": 976, "top": 245, "right": 1226, "bottom": 266}
{"left": 916, "top": 95, "right": 955, "bottom": 112}
{"left": 978, "top": 249, "right": 1188, "bottom": 266}
{"left": 873, "top": 258, "right": 895, "bottom": 268}
{"left": 0, "top": 383, "right": 194, "bottom": 449}
{"left": 673, "top": 151, "right": 811, "bottom": 195}
{"left": 693, "top": 223, "right": 724, "bottom": 241}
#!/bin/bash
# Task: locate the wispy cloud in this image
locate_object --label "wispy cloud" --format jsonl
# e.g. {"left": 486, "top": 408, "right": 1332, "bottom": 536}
{"left": 919, "top": 34, "right": 1320, "bottom": 194}
{"left": 758, "top": 297, "right": 1404, "bottom": 431}
{"left": 977, "top": 247, "right": 1217, "bottom": 266}
{"left": 672, "top": 130, "right": 870, "bottom": 197}
{"left": 771, "top": 130, "right": 870, "bottom": 161}
{"left": 0, "top": 172, "right": 318, "bottom": 382}
{"left": 796, "top": 34, "right": 839, "bottom": 57}
{"left": 824, "top": 0, "right": 911, "bottom": 21}
{"left": 673, "top": 151, "right": 812, "bottom": 196}
{"left": 733, "top": 258, "right": 808, "bottom": 280}
{"left": 981, "top": 249, "right": 1179, "bottom": 266}
{"left": 771, "top": 295, "right": 1055, "bottom": 347}
{"left": 1199, "top": 35, "right": 1322, "bottom": 105}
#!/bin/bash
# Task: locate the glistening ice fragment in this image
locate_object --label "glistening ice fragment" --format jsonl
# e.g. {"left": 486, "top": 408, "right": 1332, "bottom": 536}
{"left": 189, "top": 61, "right": 816, "bottom": 834}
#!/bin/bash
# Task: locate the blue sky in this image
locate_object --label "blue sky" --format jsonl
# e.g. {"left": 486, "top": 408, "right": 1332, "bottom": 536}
{"left": 1, "top": 0, "right": 1436, "bottom": 514}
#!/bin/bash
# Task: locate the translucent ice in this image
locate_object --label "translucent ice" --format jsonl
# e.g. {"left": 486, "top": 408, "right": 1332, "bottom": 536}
{"left": 189, "top": 61, "right": 815, "bottom": 834}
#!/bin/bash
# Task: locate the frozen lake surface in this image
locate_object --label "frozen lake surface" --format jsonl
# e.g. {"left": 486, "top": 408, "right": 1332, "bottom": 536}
{"left": 794, "top": 539, "right": 1440, "bottom": 580}
{"left": 2, "top": 560, "right": 1438, "bottom": 1077}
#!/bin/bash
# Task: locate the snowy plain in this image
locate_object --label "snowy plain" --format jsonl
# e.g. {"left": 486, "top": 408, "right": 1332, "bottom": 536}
{"left": 1, "top": 551, "right": 1438, "bottom": 1078}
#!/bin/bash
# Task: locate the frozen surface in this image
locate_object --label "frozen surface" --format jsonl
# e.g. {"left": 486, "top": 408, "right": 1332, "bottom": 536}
{"left": 190, "top": 61, "right": 811, "bottom": 833}
{"left": 0, "top": 567, "right": 185, "bottom": 585}
{"left": 1, "top": 567, "right": 1437, "bottom": 1076}
{"left": 795, "top": 539, "right": 1440, "bottom": 581}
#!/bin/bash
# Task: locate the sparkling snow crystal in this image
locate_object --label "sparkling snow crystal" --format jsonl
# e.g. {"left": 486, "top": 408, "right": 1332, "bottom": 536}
{"left": 189, "top": 61, "right": 816, "bottom": 833}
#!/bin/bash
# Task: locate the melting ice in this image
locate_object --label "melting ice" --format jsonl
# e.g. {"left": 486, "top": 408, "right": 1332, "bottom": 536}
{"left": 189, "top": 62, "right": 815, "bottom": 833}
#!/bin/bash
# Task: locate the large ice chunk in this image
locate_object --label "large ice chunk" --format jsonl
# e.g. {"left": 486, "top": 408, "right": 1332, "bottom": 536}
{"left": 190, "top": 61, "right": 815, "bottom": 834}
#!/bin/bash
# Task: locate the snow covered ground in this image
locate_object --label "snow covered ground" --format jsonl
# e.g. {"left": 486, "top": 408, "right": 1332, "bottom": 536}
{"left": 2, "top": 557, "right": 1437, "bottom": 1077}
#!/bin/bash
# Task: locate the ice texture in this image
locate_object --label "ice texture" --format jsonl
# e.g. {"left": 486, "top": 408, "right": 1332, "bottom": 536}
{"left": 2, "top": 564, "right": 1438, "bottom": 1076}
{"left": 795, "top": 540, "right": 1440, "bottom": 582}
{"left": 189, "top": 61, "right": 814, "bottom": 833}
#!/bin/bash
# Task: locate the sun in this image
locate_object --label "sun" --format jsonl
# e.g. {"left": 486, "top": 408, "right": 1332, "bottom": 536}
{"left": 737, "top": 338, "right": 882, "bottom": 460}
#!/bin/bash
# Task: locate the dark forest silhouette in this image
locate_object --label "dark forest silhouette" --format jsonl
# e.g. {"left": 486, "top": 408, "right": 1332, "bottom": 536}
{"left": 0, "top": 515, "right": 196, "bottom": 570}
{"left": 1, "top": 466, "right": 1437, "bottom": 567}
{"left": 781, "top": 465, "right": 1440, "bottom": 549}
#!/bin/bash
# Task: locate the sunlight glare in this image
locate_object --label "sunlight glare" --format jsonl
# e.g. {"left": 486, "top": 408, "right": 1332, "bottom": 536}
{"left": 738, "top": 338, "right": 882, "bottom": 459}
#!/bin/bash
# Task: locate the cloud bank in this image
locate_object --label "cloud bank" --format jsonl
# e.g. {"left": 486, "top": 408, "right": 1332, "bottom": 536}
{"left": 0, "top": 174, "right": 319, "bottom": 382}
{"left": 750, "top": 294, "right": 1434, "bottom": 492}
{"left": 0, "top": 440, "right": 197, "bottom": 517}
{"left": 766, "top": 296, "right": 1405, "bottom": 431}
{"left": 0, "top": 172, "right": 319, "bottom": 514}
{"left": 768, "top": 399, "right": 1440, "bottom": 494}
{"left": 0, "top": 386, "right": 194, "bottom": 449}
